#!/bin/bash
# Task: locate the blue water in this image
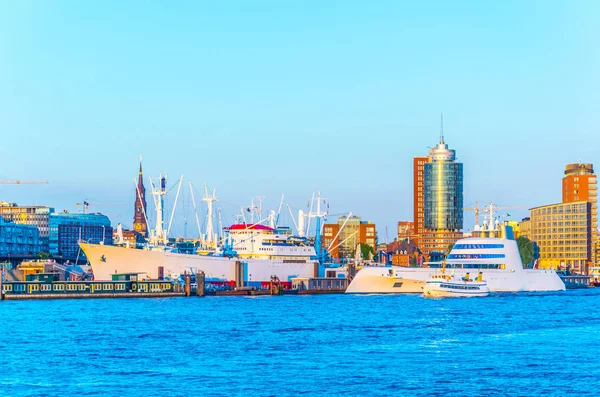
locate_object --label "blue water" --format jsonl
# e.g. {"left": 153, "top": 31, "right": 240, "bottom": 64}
{"left": 1, "top": 290, "right": 599, "bottom": 396}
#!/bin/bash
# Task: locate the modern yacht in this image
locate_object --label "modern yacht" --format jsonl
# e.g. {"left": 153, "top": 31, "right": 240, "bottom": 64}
{"left": 346, "top": 233, "right": 565, "bottom": 294}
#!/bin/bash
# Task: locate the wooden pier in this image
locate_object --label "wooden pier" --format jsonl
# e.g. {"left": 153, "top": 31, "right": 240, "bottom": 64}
{"left": 0, "top": 270, "right": 348, "bottom": 300}
{"left": 3, "top": 292, "right": 185, "bottom": 300}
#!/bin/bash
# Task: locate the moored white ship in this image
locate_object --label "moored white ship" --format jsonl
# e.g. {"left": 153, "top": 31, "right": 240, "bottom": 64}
{"left": 80, "top": 163, "right": 322, "bottom": 283}
{"left": 81, "top": 223, "right": 319, "bottom": 282}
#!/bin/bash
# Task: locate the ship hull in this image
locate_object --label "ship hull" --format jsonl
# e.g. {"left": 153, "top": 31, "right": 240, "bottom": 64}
{"left": 79, "top": 243, "right": 318, "bottom": 282}
{"left": 346, "top": 266, "right": 565, "bottom": 294}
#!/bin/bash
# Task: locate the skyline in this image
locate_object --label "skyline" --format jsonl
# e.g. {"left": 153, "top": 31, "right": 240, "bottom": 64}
{"left": 1, "top": 1, "right": 599, "bottom": 237}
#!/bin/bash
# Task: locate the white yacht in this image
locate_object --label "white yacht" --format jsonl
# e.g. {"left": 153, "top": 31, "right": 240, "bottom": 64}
{"left": 346, "top": 235, "right": 565, "bottom": 294}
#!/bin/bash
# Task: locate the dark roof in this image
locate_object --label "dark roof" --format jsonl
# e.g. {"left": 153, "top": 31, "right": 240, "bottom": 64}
{"left": 386, "top": 239, "right": 422, "bottom": 255}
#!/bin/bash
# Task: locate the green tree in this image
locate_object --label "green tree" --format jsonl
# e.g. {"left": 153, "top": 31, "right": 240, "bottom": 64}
{"left": 36, "top": 252, "right": 52, "bottom": 260}
{"left": 359, "top": 243, "right": 375, "bottom": 260}
{"left": 516, "top": 236, "right": 534, "bottom": 266}
{"left": 410, "top": 255, "right": 418, "bottom": 267}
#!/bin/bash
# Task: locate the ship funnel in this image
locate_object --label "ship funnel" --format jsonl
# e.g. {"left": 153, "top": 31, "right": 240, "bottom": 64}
{"left": 298, "top": 210, "right": 306, "bottom": 237}
{"left": 502, "top": 225, "right": 515, "bottom": 240}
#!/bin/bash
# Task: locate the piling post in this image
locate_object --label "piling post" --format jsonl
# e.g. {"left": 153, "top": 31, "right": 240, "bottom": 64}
{"left": 197, "top": 271, "right": 205, "bottom": 297}
{"left": 235, "top": 261, "right": 244, "bottom": 289}
{"left": 184, "top": 272, "right": 191, "bottom": 297}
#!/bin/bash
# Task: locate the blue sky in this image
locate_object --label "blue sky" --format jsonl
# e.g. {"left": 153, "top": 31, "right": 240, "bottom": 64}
{"left": 0, "top": 0, "right": 598, "bottom": 239}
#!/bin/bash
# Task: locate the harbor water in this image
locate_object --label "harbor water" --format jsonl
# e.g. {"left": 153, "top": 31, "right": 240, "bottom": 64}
{"left": 1, "top": 290, "right": 599, "bottom": 396}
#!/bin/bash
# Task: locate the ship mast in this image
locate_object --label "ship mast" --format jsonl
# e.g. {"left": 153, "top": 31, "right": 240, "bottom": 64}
{"left": 202, "top": 182, "right": 218, "bottom": 247}
{"left": 308, "top": 192, "right": 327, "bottom": 265}
{"left": 149, "top": 173, "right": 168, "bottom": 245}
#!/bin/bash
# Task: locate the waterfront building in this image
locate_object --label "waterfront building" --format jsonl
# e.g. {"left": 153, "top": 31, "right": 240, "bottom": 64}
{"left": 529, "top": 201, "right": 592, "bottom": 273}
{"left": 322, "top": 216, "right": 377, "bottom": 259}
{"left": 562, "top": 163, "right": 597, "bottom": 264}
{"left": 386, "top": 239, "right": 423, "bottom": 267}
{"left": 413, "top": 156, "right": 429, "bottom": 244}
{"left": 416, "top": 118, "right": 463, "bottom": 256}
{"left": 519, "top": 217, "right": 531, "bottom": 238}
{"left": 112, "top": 227, "right": 140, "bottom": 248}
{"left": 527, "top": 163, "right": 598, "bottom": 272}
{"left": 397, "top": 221, "right": 415, "bottom": 240}
{"left": 0, "top": 217, "right": 40, "bottom": 259}
{"left": 133, "top": 158, "right": 148, "bottom": 237}
{"left": 49, "top": 212, "right": 113, "bottom": 261}
{"left": 0, "top": 203, "right": 54, "bottom": 252}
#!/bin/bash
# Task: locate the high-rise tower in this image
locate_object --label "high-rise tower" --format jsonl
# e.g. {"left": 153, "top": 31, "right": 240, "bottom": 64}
{"left": 413, "top": 156, "right": 429, "bottom": 246}
{"left": 562, "top": 163, "right": 597, "bottom": 265}
{"left": 133, "top": 157, "right": 148, "bottom": 237}
{"left": 416, "top": 115, "right": 464, "bottom": 256}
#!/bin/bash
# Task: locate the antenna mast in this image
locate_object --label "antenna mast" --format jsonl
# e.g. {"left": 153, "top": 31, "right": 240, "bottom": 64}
{"left": 440, "top": 112, "right": 444, "bottom": 143}
{"left": 149, "top": 173, "right": 168, "bottom": 245}
{"left": 202, "top": 183, "right": 218, "bottom": 247}
{"left": 167, "top": 175, "right": 183, "bottom": 237}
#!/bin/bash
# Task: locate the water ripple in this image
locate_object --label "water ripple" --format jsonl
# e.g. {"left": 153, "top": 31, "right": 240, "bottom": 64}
{"left": 1, "top": 290, "right": 599, "bottom": 396}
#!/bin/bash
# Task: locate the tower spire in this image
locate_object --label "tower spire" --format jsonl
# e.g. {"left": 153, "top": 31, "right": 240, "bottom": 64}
{"left": 440, "top": 112, "right": 444, "bottom": 143}
{"left": 134, "top": 156, "right": 148, "bottom": 237}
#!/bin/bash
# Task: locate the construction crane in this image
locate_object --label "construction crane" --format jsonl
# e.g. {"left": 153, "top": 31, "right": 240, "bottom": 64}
{"left": 0, "top": 180, "right": 48, "bottom": 184}
{"left": 76, "top": 200, "right": 127, "bottom": 214}
{"left": 463, "top": 201, "right": 483, "bottom": 226}
{"left": 464, "top": 201, "right": 526, "bottom": 230}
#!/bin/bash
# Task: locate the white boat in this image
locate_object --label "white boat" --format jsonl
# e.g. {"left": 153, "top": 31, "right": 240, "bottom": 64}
{"left": 80, "top": 168, "right": 323, "bottom": 283}
{"left": 81, "top": 223, "right": 319, "bottom": 282}
{"left": 346, "top": 235, "right": 565, "bottom": 293}
{"left": 423, "top": 272, "right": 490, "bottom": 298}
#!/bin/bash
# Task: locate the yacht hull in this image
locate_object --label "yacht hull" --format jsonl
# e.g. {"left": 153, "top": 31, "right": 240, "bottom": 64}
{"left": 346, "top": 266, "right": 565, "bottom": 294}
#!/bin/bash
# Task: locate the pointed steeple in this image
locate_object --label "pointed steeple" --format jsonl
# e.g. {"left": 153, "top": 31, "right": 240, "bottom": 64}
{"left": 134, "top": 156, "right": 148, "bottom": 237}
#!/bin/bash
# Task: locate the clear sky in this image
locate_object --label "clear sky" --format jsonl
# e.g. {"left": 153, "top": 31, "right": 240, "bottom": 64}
{"left": 0, "top": 0, "right": 598, "bottom": 239}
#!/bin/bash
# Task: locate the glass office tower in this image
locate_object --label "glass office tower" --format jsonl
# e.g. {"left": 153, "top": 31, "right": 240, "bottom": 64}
{"left": 424, "top": 161, "right": 463, "bottom": 230}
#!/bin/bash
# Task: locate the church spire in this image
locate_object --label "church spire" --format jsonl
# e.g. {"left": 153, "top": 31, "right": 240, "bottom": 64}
{"left": 134, "top": 156, "right": 148, "bottom": 238}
